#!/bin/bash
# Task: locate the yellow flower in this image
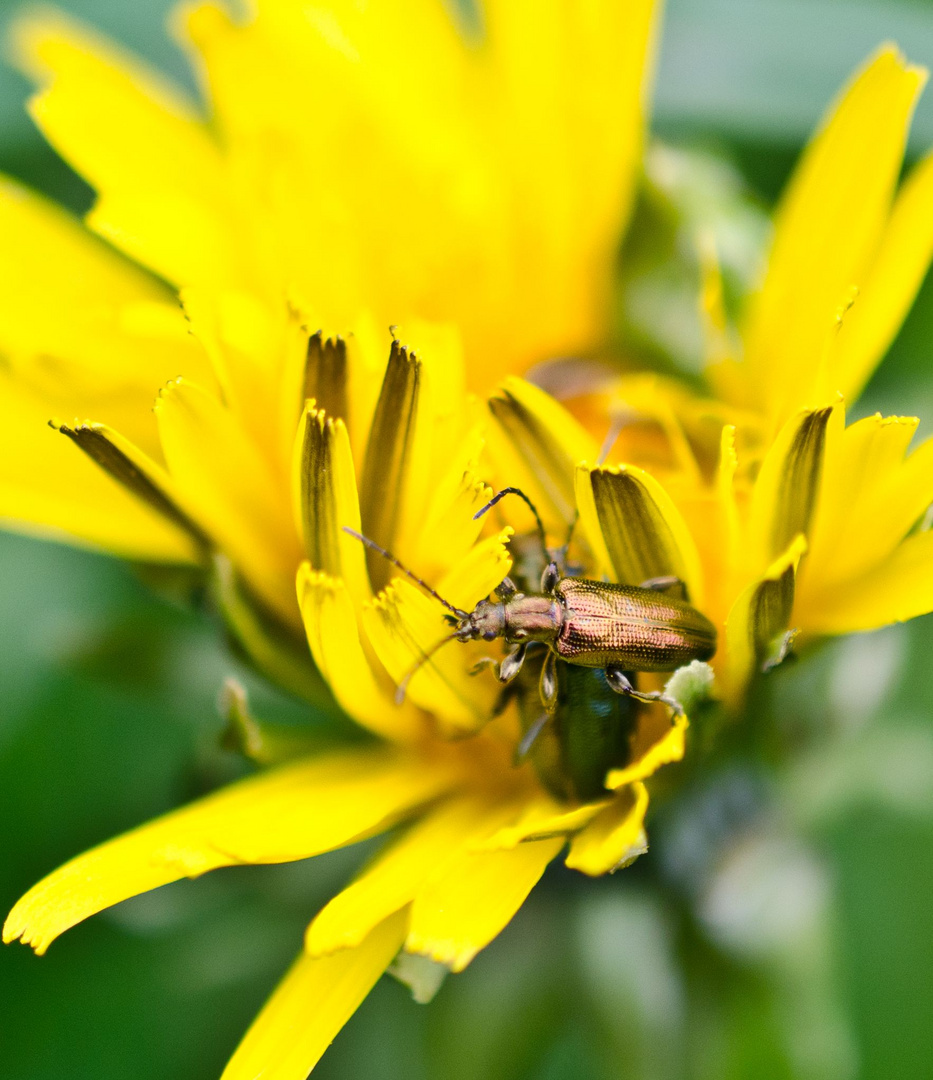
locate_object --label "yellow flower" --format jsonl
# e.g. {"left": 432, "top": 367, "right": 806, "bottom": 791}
{"left": 0, "top": 1, "right": 669, "bottom": 1076}
{"left": 557, "top": 45, "right": 933, "bottom": 701}
{"left": 4, "top": 334, "right": 690, "bottom": 1078}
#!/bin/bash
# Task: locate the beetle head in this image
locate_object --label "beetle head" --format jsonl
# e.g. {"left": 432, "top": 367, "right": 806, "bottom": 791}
{"left": 459, "top": 599, "right": 506, "bottom": 642}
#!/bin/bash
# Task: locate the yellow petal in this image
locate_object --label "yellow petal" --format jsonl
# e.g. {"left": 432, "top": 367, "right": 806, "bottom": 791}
{"left": 54, "top": 421, "right": 207, "bottom": 556}
{"left": 406, "top": 835, "right": 563, "bottom": 972}
{"left": 4, "top": 747, "right": 457, "bottom": 955}
{"left": 435, "top": 527, "right": 514, "bottom": 613}
{"left": 486, "top": 376, "right": 599, "bottom": 536}
{"left": 564, "top": 783, "right": 649, "bottom": 876}
{"left": 0, "top": 176, "right": 209, "bottom": 454}
{"left": 14, "top": 10, "right": 238, "bottom": 289}
{"left": 834, "top": 149, "right": 933, "bottom": 401}
{"left": 293, "top": 407, "right": 369, "bottom": 609}
{"left": 0, "top": 376, "right": 199, "bottom": 562}
{"left": 221, "top": 910, "right": 408, "bottom": 1080}
{"left": 742, "top": 46, "right": 926, "bottom": 424}
{"left": 802, "top": 412, "right": 933, "bottom": 594}
{"left": 575, "top": 462, "right": 704, "bottom": 605}
{"left": 479, "top": 797, "right": 608, "bottom": 850}
{"left": 725, "top": 534, "right": 808, "bottom": 700}
{"left": 605, "top": 714, "right": 688, "bottom": 789}
{"left": 181, "top": 0, "right": 657, "bottom": 390}
{"left": 746, "top": 406, "right": 833, "bottom": 572}
{"left": 307, "top": 795, "right": 504, "bottom": 956}
{"left": 297, "top": 566, "right": 423, "bottom": 740}
{"left": 362, "top": 579, "right": 495, "bottom": 733}
{"left": 155, "top": 378, "right": 301, "bottom": 622}
{"left": 358, "top": 342, "right": 434, "bottom": 587}
{"left": 800, "top": 530, "right": 933, "bottom": 634}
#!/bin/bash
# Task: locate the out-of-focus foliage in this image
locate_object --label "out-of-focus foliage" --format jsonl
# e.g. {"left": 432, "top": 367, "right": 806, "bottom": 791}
{"left": 3, "top": 0, "right": 933, "bottom": 1078}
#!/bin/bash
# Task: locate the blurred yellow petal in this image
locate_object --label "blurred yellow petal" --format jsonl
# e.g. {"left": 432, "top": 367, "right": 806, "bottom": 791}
{"left": 564, "top": 783, "right": 649, "bottom": 876}
{"left": 407, "top": 836, "right": 563, "bottom": 972}
{"left": 0, "top": 176, "right": 210, "bottom": 455}
{"left": 297, "top": 566, "right": 422, "bottom": 740}
{"left": 480, "top": 798, "right": 607, "bottom": 850}
{"left": 155, "top": 378, "right": 301, "bottom": 621}
{"left": 180, "top": 0, "right": 658, "bottom": 389}
{"left": 833, "top": 150, "right": 933, "bottom": 401}
{"left": 307, "top": 795, "right": 505, "bottom": 956}
{"left": 14, "top": 10, "right": 238, "bottom": 289}
{"left": 487, "top": 376, "right": 599, "bottom": 535}
{"left": 801, "top": 530, "right": 933, "bottom": 634}
{"left": 606, "top": 714, "right": 688, "bottom": 789}
{"left": 742, "top": 47, "right": 925, "bottom": 424}
{"left": 802, "top": 412, "right": 933, "bottom": 600}
{"left": 575, "top": 463, "right": 704, "bottom": 604}
{"left": 4, "top": 747, "right": 456, "bottom": 955}
{"left": 221, "top": 910, "right": 408, "bottom": 1080}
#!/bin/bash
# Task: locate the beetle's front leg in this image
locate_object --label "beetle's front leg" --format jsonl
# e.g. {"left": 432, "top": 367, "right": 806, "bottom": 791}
{"left": 605, "top": 665, "right": 685, "bottom": 718}
{"left": 470, "top": 643, "right": 529, "bottom": 683}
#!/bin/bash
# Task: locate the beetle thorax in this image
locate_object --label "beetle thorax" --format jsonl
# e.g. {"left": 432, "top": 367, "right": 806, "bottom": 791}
{"left": 502, "top": 594, "right": 563, "bottom": 645}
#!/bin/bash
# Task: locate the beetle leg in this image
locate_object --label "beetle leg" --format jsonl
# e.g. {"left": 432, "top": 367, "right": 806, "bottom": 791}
{"left": 540, "top": 561, "right": 561, "bottom": 593}
{"left": 515, "top": 712, "right": 551, "bottom": 763}
{"left": 470, "top": 643, "right": 528, "bottom": 683}
{"left": 496, "top": 576, "right": 519, "bottom": 601}
{"left": 605, "top": 666, "right": 685, "bottom": 718}
{"left": 638, "top": 575, "right": 688, "bottom": 601}
{"left": 538, "top": 650, "right": 559, "bottom": 714}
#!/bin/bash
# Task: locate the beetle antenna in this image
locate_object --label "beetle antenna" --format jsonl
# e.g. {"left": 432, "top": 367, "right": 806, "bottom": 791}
{"left": 474, "top": 487, "right": 548, "bottom": 562}
{"left": 394, "top": 631, "right": 462, "bottom": 705}
{"left": 342, "top": 528, "right": 469, "bottom": 618}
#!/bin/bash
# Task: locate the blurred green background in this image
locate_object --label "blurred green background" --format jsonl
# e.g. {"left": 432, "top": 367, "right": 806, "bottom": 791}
{"left": 2, "top": 0, "right": 933, "bottom": 1077}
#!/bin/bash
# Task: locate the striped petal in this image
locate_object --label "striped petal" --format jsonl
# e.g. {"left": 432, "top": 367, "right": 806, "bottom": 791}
{"left": 4, "top": 747, "right": 457, "bottom": 955}
{"left": 564, "top": 783, "right": 649, "bottom": 876}
{"left": 293, "top": 406, "right": 369, "bottom": 608}
{"left": 358, "top": 342, "right": 434, "bottom": 586}
{"left": 54, "top": 421, "right": 208, "bottom": 556}
{"left": 725, "top": 534, "right": 808, "bottom": 698}
{"left": 0, "top": 377, "right": 200, "bottom": 563}
{"left": 406, "top": 836, "right": 563, "bottom": 972}
{"left": 575, "top": 462, "right": 704, "bottom": 604}
{"left": 487, "top": 377, "right": 599, "bottom": 536}
{"left": 747, "top": 406, "right": 833, "bottom": 572}
{"left": 221, "top": 911, "right": 408, "bottom": 1080}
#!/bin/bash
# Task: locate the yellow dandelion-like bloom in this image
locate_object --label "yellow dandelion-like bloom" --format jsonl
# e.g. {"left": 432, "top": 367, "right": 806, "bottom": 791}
{"left": 0, "top": 1, "right": 675, "bottom": 1076}
{"left": 5, "top": 0, "right": 933, "bottom": 1074}
{"left": 560, "top": 45, "right": 933, "bottom": 703}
